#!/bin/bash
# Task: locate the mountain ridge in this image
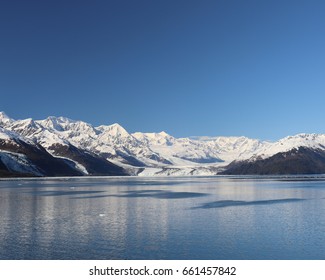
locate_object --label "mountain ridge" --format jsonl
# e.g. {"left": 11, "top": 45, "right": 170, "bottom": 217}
{"left": 1, "top": 112, "right": 325, "bottom": 177}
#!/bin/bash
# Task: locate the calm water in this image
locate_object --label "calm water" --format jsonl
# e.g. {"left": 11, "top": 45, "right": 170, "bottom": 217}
{"left": 1, "top": 175, "right": 325, "bottom": 260}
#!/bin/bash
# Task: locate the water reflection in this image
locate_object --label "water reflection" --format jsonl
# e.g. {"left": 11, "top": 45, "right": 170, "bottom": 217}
{"left": 0, "top": 177, "right": 325, "bottom": 259}
{"left": 70, "top": 189, "right": 208, "bottom": 200}
{"left": 194, "top": 198, "right": 306, "bottom": 209}
{"left": 26, "top": 190, "right": 105, "bottom": 196}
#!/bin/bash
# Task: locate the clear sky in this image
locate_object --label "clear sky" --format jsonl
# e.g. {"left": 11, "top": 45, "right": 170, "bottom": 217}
{"left": 1, "top": 0, "right": 325, "bottom": 140}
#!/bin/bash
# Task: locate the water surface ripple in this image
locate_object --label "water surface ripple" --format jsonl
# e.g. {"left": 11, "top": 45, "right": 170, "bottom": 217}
{"left": 0, "top": 176, "right": 325, "bottom": 259}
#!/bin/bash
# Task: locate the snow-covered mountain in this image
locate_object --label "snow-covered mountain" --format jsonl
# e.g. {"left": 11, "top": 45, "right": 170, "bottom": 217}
{"left": 0, "top": 125, "right": 86, "bottom": 177}
{"left": 0, "top": 114, "right": 127, "bottom": 177}
{"left": 132, "top": 132, "right": 223, "bottom": 165}
{"left": 1, "top": 111, "right": 325, "bottom": 177}
{"left": 0, "top": 126, "right": 43, "bottom": 176}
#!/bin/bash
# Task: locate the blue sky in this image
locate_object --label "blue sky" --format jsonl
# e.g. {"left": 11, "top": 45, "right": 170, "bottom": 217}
{"left": 1, "top": 0, "right": 325, "bottom": 140}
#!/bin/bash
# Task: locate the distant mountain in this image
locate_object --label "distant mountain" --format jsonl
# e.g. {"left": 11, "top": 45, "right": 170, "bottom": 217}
{"left": 222, "top": 147, "right": 325, "bottom": 175}
{"left": 2, "top": 112, "right": 325, "bottom": 177}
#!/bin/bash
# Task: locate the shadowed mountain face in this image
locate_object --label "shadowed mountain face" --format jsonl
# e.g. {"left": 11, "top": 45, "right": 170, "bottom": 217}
{"left": 0, "top": 136, "right": 83, "bottom": 177}
{"left": 0, "top": 159, "right": 20, "bottom": 177}
{"left": 222, "top": 147, "right": 325, "bottom": 175}
{"left": 47, "top": 143, "right": 127, "bottom": 176}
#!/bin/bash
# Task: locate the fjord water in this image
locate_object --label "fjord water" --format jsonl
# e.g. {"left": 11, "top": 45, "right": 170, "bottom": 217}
{"left": 1, "top": 176, "right": 325, "bottom": 260}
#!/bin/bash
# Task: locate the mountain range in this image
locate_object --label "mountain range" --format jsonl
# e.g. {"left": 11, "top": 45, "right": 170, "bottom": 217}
{"left": 1, "top": 111, "right": 325, "bottom": 177}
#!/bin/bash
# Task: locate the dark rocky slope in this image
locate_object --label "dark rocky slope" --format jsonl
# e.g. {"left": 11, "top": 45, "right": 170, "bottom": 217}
{"left": 222, "top": 147, "right": 325, "bottom": 175}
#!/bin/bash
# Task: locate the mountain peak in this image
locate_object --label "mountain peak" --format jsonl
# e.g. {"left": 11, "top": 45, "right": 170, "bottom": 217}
{"left": 0, "top": 111, "right": 14, "bottom": 125}
{"left": 97, "top": 123, "right": 130, "bottom": 137}
{"left": 40, "top": 116, "right": 65, "bottom": 131}
{"left": 158, "top": 131, "right": 169, "bottom": 137}
{"left": 0, "top": 111, "right": 9, "bottom": 119}
{"left": 19, "top": 118, "right": 36, "bottom": 126}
